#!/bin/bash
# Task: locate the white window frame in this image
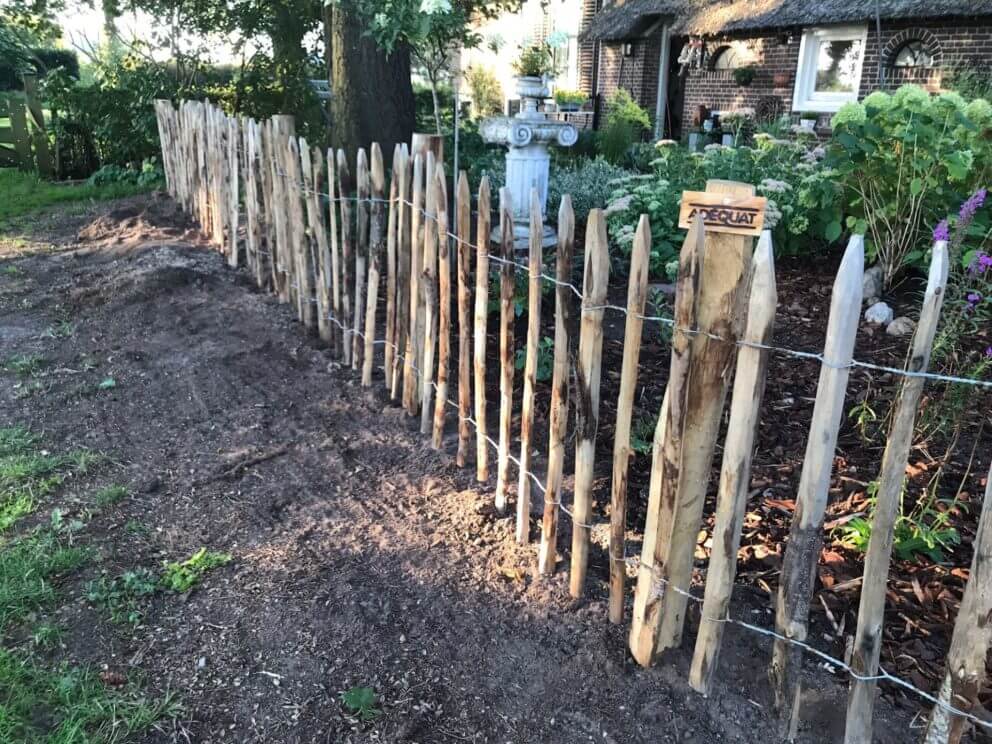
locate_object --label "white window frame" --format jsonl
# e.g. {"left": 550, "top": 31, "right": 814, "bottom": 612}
{"left": 792, "top": 25, "right": 869, "bottom": 113}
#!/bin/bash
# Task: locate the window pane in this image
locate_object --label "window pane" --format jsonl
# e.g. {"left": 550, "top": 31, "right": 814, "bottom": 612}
{"left": 713, "top": 47, "right": 743, "bottom": 70}
{"left": 814, "top": 38, "right": 863, "bottom": 93}
{"left": 894, "top": 41, "right": 933, "bottom": 68}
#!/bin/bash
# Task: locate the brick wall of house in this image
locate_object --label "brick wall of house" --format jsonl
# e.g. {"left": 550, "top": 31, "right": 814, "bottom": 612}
{"left": 597, "top": 38, "right": 663, "bottom": 124}
{"left": 578, "top": 0, "right": 602, "bottom": 96}
{"left": 677, "top": 18, "right": 992, "bottom": 133}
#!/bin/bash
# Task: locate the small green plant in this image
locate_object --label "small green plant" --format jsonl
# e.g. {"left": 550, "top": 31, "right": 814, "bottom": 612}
{"left": 848, "top": 398, "right": 880, "bottom": 444}
{"left": 42, "top": 320, "right": 75, "bottom": 339}
{"left": 95, "top": 484, "right": 129, "bottom": 507}
{"left": 514, "top": 336, "right": 554, "bottom": 382}
{"left": 733, "top": 66, "right": 756, "bottom": 86}
{"left": 465, "top": 65, "right": 504, "bottom": 120}
{"left": 341, "top": 686, "right": 381, "bottom": 721}
{"left": 554, "top": 88, "right": 586, "bottom": 108}
{"left": 1, "top": 265, "right": 23, "bottom": 277}
{"left": 161, "top": 548, "right": 232, "bottom": 593}
{"left": 512, "top": 42, "right": 556, "bottom": 78}
{"left": 4, "top": 354, "right": 45, "bottom": 378}
{"left": 630, "top": 414, "right": 658, "bottom": 456}
{"left": 31, "top": 623, "right": 64, "bottom": 649}
{"left": 87, "top": 569, "right": 158, "bottom": 625}
{"left": 124, "top": 519, "right": 149, "bottom": 537}
{"left": 98, "top": 377, "right": 117, "bottom": 390}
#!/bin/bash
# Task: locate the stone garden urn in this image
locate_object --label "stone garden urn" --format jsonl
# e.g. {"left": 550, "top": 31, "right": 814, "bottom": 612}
{"left": 480, "top": 75, "right": 578, "bottom": 248}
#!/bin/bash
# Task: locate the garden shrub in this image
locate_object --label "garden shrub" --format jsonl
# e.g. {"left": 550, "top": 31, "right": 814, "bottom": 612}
{"left": 829, "top": 85, "right": 992, "bottom": 287}
{"left": 547, "top": 157, "right": 634, "bottom": 224}
{"left": 597, "top": 89, "right": 651, "bottom": 165}
{"left": 465, "top": 66, "right": 503, "bottom": 119}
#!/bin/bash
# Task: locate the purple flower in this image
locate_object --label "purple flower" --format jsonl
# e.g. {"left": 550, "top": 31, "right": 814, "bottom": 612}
{"left": 959, "top": 188, "right": 988, "bottom": 223}
{"left": 981, "top": 254, "right": 992, "bottom": 271}
{"left": 968, "top": 292, "right": 982, "bottom": 306}
{"left": 987, "top": 346, "right": 992, "bottom": 358}
{"left": 933, "top": 219, "right": 950, "bottom": 242}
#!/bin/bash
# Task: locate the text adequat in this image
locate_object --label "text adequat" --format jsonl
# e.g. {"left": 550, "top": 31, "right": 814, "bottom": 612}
{"left": 677, "top": 191, "right": 768, "bottom": 236}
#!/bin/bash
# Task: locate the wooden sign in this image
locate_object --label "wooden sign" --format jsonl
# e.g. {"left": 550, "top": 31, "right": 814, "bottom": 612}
{"left": 678, "top": 191, "right": 767, "bottom": 236}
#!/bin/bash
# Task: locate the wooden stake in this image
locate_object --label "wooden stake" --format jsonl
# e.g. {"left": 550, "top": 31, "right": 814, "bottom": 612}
{"left": 770, "top": 236, "right": 864, "bottom": 726}
{"left": 495, "top": 187, "right": 515, "bottom": 515}
{"left": 404, "top": 153, "right": 425, "bottom": 414}
{"left": 538, "top": 196, "right": 575, "bottom": 576}
{"left": 922, "top": 459, "right": 992, "bottom": 744}
{"left": 432, "top": 165, "right": 452, "bottom": 448}
{"left": 569, "top": 208, "right": 610, "bottom": 599}
{"left": 337, "top": 150, "right": 354, "bottom": 366}
{"left": 845, "top": 243, "right": 949, "bottom": 743}
{"left": 629, "top": 180, "right": 756, "bottom": 663}
{"left": 227, "top": 114, "right": 240, "bottom": 268}
{"left": 689, "top": 232, "right": 777, "bottom": 693}
{"left": 473, "top": 177, "right": 492, "bottom": 483}
{"left": 516, "top": 189, "right": 544, "bottom": 544}
{"left": 270, "top": 116, "right": 295, "bottom": 304}
{"left": 353, "top": 148, "right": 370, "bottom": 370}
{"left": 362, "top": 143, "right": 386, "bottom": 387}
{"left": 327, "top": 149, "right": 342, "bottom": 355}
{"left": 384, "top": 145, "right": 400, "bottom": 393}
{"left": 286, "top": 136, "right": 315, "bottom": 329}
{"left": 300, "top": 140, "right": 333, "bottom": 345}
{"left": 607, "top": 214, "right": 651, "bottom": 621}
{"left": 419, "top": 155, "right": 439, "bottom": 435}
{"left": 392, "top": 147, "right": 412, "bottom": 400}
{"left": 456, "top": 172, "right": 473, "bottom": 467}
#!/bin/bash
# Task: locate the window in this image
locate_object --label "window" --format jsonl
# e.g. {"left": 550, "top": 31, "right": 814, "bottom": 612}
{"left": 892, "top": 40, "right": 934, "bottom": 68}
{"left": 793, "top": 26, "right": 868, "bottom": 113}
{"left": 712, "top": 46, "right": 745, "bottom": 70}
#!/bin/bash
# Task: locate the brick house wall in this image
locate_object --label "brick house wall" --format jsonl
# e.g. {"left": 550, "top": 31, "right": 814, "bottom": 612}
{"left": 596, "top": 38, "right": 663, "bottom": 123}
{"left": 578, "top": 0, "right": 603, "bottom": 96}
{"left": 678, "top": 18, "right": 992, "bottom": 132}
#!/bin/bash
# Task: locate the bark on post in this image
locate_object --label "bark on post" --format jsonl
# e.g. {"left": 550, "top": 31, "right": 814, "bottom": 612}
{"left": 495, "top": 187, "right": 515, "bottom": 515}
{"left": 226, "top": 115, "right": 240, "bottom": 268}
{"left": 538, "top": 196, "right": 575, "bottom": 576}
{"left": 569, "top": 208, "right": 610, "bottom": 599}
{"left": 689, "top": 232, "right": 777, "bottom": 694}
{"left": 327, "top": 149, "right": 342, "bottom": 355}
{"left": 384, "top": 144, "right": 401, "bottom": 392}
{"left": 628, "top": 180, "right": 756, "bottom": 663}
{"left": 771, "top": 236, "right": 864, "bottom": 731}
{"left": 607, "top": 214, "right": 651, "bottom": 622}
{"left": 431, "top": 165, "right": 452, "bottom": 448}
{"left": 337, "top": 149, "right": 354, "bottom": 366}
{"left": 923, "top": 459, "right": 992, "bottom": 744}
{"left": 392, "top": 146, "right": 412, "bottom": 399}
{"left": 270, "top": 115, "right": 295, "bottom": 304}
{"left": 403, "top": 153, "right": 425, "bottom": 413}
{"left": 419, "top": 153, "right": 439, "bottom": 435}
{"left": 300, "top": 141, "right": 333, "bottom": 345}
{"left": 352, "top": 148, "right": 370, "bottom": 370}
{"left": 362, "top": 143, "right": 386, "bottom": 387}
{"left": 286, "top": 136, "right": 315, "bottom": 330}
{"left": 455, "top": 172, "right": 473, "bottom": 467}
{"left": 516, "top": 189, "right": 544, "bottom": 545}
{"left": 473, "top": 177, "right": 492, "bottom": 482}
{"left": 845, "top": 243, "right": 949, "bottom": 743}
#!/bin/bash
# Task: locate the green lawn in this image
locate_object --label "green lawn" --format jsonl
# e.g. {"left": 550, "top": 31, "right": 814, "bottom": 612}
{"left": 0, "top": 168, "right": 157, "bottom": 224}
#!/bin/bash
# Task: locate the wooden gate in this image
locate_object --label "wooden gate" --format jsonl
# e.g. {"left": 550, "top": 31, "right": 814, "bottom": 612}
{"left": 0, "top": 75, "right": 53, "bottom": 175}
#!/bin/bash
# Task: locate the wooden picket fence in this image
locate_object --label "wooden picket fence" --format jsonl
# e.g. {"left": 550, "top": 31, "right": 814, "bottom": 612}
{"left": 153, "top": 99, "right": 992, "bottom": 744}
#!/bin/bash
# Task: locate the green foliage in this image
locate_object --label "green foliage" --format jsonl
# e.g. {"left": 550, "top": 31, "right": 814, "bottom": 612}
{"left": 597, "top": 90, "right": 651, "bottom": 165}
{"left": 547, "top": 157, "right": 633, "bottom": 224}
{"left": 160, "top": 548, "right": 232, "bottom": 593}
{"left": 732, "top": 66, "right": 756, "bottom": 86}
{"left": 514, "top": 336, "right": 554, "bottom": 382}
{"left": 848, "top": 398, "right": 880, "bottom": 445}
{"left": 512, "top": 42, "right": 556, "bottom": 77}
{"left": 605, "top": 89, "right": 651, "bottom": 132}
{"left": 828, "top": 85, "right": 992, "bottom": 285}
{"left": 4, "top": 353, "right": 45, "bottom": 377}
{"left": 340, "top": 686, "right": 381, "bottom": 721}
{"left": 0, "top": 166, "right": 156, "bottom": 224}
{"left": 87, "top": 160, "right": 163, "bottom": 189}
{"left": 86, "top": 569, "right": 158, "bottom": 625}
{"left": 554, "top": 88, "right": 586, "bottom": 107}
{"left": 0, "top": 46, "right": 78, "bottom": 91}
{"left": 630, "top": 414, "right": 657, "bottom": 456}
{"left": 94, "top": 485, "right": 129, "bottom": 507}
{"left": 465, "top": 65, "right": 503, "bottom": 119}
{"left": 944, "top": 64, "right": 992, "bottom": 102}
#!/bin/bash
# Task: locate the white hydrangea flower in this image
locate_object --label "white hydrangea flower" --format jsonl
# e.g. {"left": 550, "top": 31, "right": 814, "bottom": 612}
{"left": 759, "top": 178, "right": 791, "bottom": 194}
{"left": 764, "top": 199, "right": 783, "bottom": 229}
{"left": 604, "top": 194, "right": 635, "bottom": 217}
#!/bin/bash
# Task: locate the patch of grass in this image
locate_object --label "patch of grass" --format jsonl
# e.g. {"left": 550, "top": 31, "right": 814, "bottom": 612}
{"left": 1, "top": 264, "right": 23, "bottom": 277}
{"left": 41, "top": 320, "right": 75, "bottom": 340}
{"left": 86, "top": 569, "right": 158, "bottom": 626}
{"left": 0, "top": 168, "right": 156, "bottom": 225}
{"left": 630, "top": 414, "right": 657, "bottom": 456}
{"left": 94, "top": 485, "right": 129, "bottom": 507}
{"left": 340, "top": 686, "right": 381, "bottom": 721}
{"left": 123, "top": 519, "right": 148, "bottom": 537}
{"left": 30, "top": 623, "right": 64, "bottom": 649}
{"left": 160, "top": 548, "right": 232, "bottom": 593}
{"left": 4, "top": 354, "right": 45, "bottom": 378}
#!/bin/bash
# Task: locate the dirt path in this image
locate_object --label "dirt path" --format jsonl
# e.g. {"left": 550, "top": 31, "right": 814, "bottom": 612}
{"left": 0, "top": 194, "right": 914, "bottom": 743}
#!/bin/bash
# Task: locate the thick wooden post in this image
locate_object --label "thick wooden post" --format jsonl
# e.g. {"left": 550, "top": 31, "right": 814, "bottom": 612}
{"left": 923, "top": 459, "right": 992, "bottom": 744}
{"left": 270, "top": 116, "right": 295, "bottom": 304}
{"left": 353, "top": 148, "right": 370, "bottom": 370}
{"left": 227, "top": 115, "right": 240, "bottom": 268}
{"left": 771, "top": 236, "right": 864, "bottom": 729}
{"left": 473, "top": 178, "right": 492, "bottom": 482}
{"left": 516, "top": 189, "right": 544, "bottom": 545}
{"left": 300, "top": 140, "right": 333, "bottom": 345}
{"left": 495, "top": 187, "right": 515, "bottom": 515}
{"left": 456, "top": 172, "right": 473, "bottom": 467}
{"left": 689, "top": 232, "right": 777, "bottom": 693}
{"left": 569, "top": 208, "right": 610, "bottom": 598}
{"left": 384, "top": 145, "right": 401, "bottom": 392}
{"left": 629, "top": 181, "right": 756, "bottom": 663}
{"left": 432, "top": 165, "right": 452, "bottom": 448}
{"left": 362, "top": 143, "right": 386, "bottom": 387}
{"left": 337, "top": 150, "right": 354, "bottom": 365}
{"left": 538, "top": 196, "right": 575, "bottom": 575}
{"left": 286, "top": 136, "right": 315, "bottom": 329}
{"left": 845, "top": 243, "right": 949, "bottom": 743}
{"left": 420, "top": 155, "right": 439, "bottom": 435}
{"left": 607, "top": 214, "right": 651, "bottom": 622}
{"left": 403, "top": 154, "right": 425, "bottom": 414}
{"left": 327, "top": 149, "right": 342, "bottom": 355}
{"left": 392, "top": 147, "right": 412, "bottom": 399}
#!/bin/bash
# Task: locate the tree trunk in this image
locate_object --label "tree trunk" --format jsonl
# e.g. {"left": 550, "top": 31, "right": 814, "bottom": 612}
{"left": 328, "top": 2, "right": 416, "bottom": 156}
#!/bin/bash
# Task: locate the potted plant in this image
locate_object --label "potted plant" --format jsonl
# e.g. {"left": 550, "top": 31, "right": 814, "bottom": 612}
{"left": 554, "top": 89, "right": 586, "bottom": 112}
{"left": 798, "top": 112, "right": 819, "bottom": 131}
{"left": 512, "top": 43, "right": 556, "bottom": 102}
{"left": 733, "top": 66, "right": 756, "bottom": 86}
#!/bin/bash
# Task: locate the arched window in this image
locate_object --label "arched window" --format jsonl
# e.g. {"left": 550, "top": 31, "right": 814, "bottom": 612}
{"left": 712, "top": 46, "right": 745, "bottom": 70}
{"left": 892, "top": 40, "right": 935, "bottom": 68}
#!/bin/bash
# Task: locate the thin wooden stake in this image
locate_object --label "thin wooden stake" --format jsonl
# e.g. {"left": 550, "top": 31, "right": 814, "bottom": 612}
{"left": 337, "top": 150, "right": 354, "bottom": 366}
{"left": 362, "top": 143, "right": 386, "bottom": 387}
{"left": 495, "top": 187, "right": 515, "bottom": 515}
{"left": 404, "top": 153, "right": 425, "bottom": 414}
{"left": 432, "top": 165, "right": 452, "bottom": 448}
{"left": 771, "top": 236, "right": 864, "bottom": 728}
{"left": 538, "top": 196, "right": 575, "bottom": 575}
{"left": 689, "top": 231, "right": 777, "bottom": 693}
{"left": 923, "top": 459, "right": 992, "bottom": 744}
{"left": 455, "top": 172, "right": 473, "bottom": 467}
{"left": 327, "top": 149, "right": 342, "bottom": 355}
{"left": 392, "top": 147, "right": 412, "bottom": 400}
{"left": 286, "top": 136, "right": 314, "bottom": 329}
{"left": 420, "top": 154, "right": 439, "bottom": 435}
{"left": 473, "top": 177, "right": 492, "bottom": 483}
{"left": 300, "top": 140, "right": 333, "bottom": 345}
{"left": 569, "top": 208, "right": 610, "bottom": 598}
{"left": 516, "top": 189, "right": 544, "bottom": 545}
{"left": 384, "top": 145, "right": 401, "bottom": 392}
{"left": 845, "top": 243, "right": 949, "bottom": 743}
{"left": 607, "top": 214, "right": 650, "bottom": 621}
{"left": 353, "top": 148, "right": 370, "bottom": 370}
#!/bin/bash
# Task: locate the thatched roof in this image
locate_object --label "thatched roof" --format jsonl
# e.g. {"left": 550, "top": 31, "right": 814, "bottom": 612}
{"left": 583, "top": 0, "right": 992, "bottom": 41}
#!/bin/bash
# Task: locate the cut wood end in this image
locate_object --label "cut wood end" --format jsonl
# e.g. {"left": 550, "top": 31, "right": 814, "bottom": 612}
{"left": 370, "top": 143, "right": 385, "bottom": 191}
{"left": 458, "top": 171, "right": 470, "bottom": 198}
{"left": 927, "top": 241, "right": 950, "bottom": 292}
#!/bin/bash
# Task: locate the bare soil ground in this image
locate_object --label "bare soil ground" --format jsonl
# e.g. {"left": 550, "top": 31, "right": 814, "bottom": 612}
{"left": 0, "top": 193, "right": 937, "bottom": 743}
